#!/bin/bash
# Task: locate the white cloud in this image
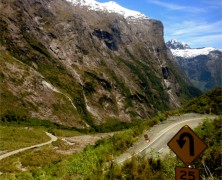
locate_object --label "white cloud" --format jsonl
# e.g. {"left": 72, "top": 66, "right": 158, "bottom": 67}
{"left": 166, "top": 20, "right": 222, "bottom": 36}
{"left": 203, "top": 0, "right": 222, "bottom": 9}
{"left": 146, "top": 0, "right": 205, "bottom": 13}
{"left": 188, "top": 34, "right": 222, "bottom": 48}
{"left": 145, "top": 0, "right": 222, "bottom": 48}
{"left": 164, "top": 20, "right": 222, "bottom": 48}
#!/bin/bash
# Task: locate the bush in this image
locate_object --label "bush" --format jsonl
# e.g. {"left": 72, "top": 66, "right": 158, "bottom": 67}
{"left": 181, "top": 87, "right": 222, "bottom": 115}
{"left": 194, "top": 117, "right": 222, "bottom": 178}
{"left": 1, "top": 110, "right": 27, "bottom": 123}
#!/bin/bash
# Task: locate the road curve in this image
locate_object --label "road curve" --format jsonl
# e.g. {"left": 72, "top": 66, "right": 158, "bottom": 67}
{"left": 115, "top": 113, "right": 216, "bottom": 164}
{"left": 0, "top": 132, "right": 57, "bottom": 161}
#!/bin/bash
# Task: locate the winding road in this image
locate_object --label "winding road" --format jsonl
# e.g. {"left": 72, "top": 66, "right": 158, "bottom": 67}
{"left": 115, "top": 113, "right": 216, "bottom": 164}
{"left": 0, "top": 113, "right": 216, "bottom": 164}
{"left": 0, "top": 132, "right": 57, "bottom": 161}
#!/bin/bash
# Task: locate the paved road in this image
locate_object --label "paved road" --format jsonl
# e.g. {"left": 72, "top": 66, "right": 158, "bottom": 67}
{"left": 0, "top": 132, "right": 57, "bottom": 161}
{"left": 115, "top": 113, "right": 216, "bottom": 164}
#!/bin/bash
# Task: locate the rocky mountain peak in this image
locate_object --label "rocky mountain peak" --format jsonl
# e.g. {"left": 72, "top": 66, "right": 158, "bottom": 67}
{"left": 0, "top": 0, "right": 200, "bottom": 128}
{"left": 166, "top": 39, "right": 222, "bottom": 58}
{"left": 66, "top": 0, "right": 148, "bottom": 20}
{"left": 166, "top": 39, "right": 222, "bottom": 92}
{"left": 166, "top": 39, "right": 190, "bottom": 50}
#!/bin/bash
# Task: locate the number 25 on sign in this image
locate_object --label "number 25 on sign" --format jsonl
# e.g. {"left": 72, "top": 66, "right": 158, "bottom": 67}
{"left": 176, "top": 166, "right": 200, "bottom": 180}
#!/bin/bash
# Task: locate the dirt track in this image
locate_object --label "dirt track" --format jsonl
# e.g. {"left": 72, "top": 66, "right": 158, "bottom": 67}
{"left": 0, "top": 132, "right": 57, "bottom": 161}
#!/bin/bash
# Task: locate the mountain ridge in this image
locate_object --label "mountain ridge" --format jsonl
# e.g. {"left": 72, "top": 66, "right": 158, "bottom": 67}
{"left": 166, "top": 40, "right": 222, "bottom": 92}
{"left": 166, "top": 39, "right": 190, "bottom": 50}
{"left": 66, "top": 0, "right": 148, "bottom": 20}
{"left": 0, "top": 0, "right": 200, "bottom": 128}
{"left": 166, "top": 39, "right": 222, "bottom": 58}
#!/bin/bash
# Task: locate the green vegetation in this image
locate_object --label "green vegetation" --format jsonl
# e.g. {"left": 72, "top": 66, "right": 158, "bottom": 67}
{"left": 1, "top": 15, "right": 203, "bottom": 129}
{"left": 94, "top": 112, "right": 165, "bottom": 133}
{"left": 1, "top": 110, "right": 61, "bottom": 128}
{"left": 0, "top": 87, "right": 221, "bottom": 179}
{"left": 84, "top": 71, "right": 112, "bottom": 92}
{"left": 194, "top": 117, "right": 222, "bottom": 178}
{"left": 48, "top": 128, "right": 81, "bottom": 137}
{"left": 102, "top": 155, "right": 179, "bottom": 180}
{"left": 101, "top": 116, "right": 222, "bottom": 180}
{"left": 165, "top": 58, "right": 203, "bottom": 102}
{"left": 0, "top": 110, "right": 89, "bottom": 136}
{"left": 2, "top": 116, "right": 220, "bottom": 179}
{"left": 0, "top": 20, "right": 7, "bottom": 44}
{"left": 21, "top": 29, "right": 51, "bottom": 59}
{"left": 0, "top": 130, "right": 137, "bottom": 179}
{"left": 83, "top": 81, "right": 96, "bottom": 96}
{"left": 73, "top": 94, "right": 94, "bottom": 128}
{"left": 0, "top": 20, "right": 91, "bottom": 126}
{"left": 105, "top": 65, "right": 132, "bottom": 105}
{"left": 114, "top": 56, "right": 169, "bottom": 111}
{"left": 180, "top": 87, "right": 222, "bottom": 115}
{"left": 0, "top": 52, "right": 30, "bottom": 116}
{"left": 0, "top": 126, "right": 49, "bottom": 151}
{"left": 0, "top": 8, "right": 220, "bottom": 179}
{"left": 0, "top": 145, "right": 65, "bottom": 178}
{"left": 0, "top": 114, "right": 161, "bottom": 179}
{"left": 0, "top": 109, "right": 160, "bottom": 134}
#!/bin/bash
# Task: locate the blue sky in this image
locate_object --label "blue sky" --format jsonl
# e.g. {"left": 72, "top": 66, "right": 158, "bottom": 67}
{"left": 97, "top": 0, "right": 222, "bottom": 48}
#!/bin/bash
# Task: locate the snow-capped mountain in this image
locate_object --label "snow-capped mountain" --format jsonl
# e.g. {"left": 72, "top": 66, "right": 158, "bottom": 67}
{"left": 166, "top": 40, "right": 222, "bottom": 92}
{"left": 170, "top": 47, "right": 221, "bottom": 58}
{"left": 166, "top": 39, "right": 190, "bottom": 50}
{"left": 66, "top": 0, "right": 148, "bottom": 20}
{"left": 1, "top": 0, "right": 201, "bottom": 127}
{"left": 166, "top": 40, "right": 222, "bottom": 58}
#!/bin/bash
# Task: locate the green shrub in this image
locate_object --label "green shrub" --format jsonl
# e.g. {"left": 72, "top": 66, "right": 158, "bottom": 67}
{"left": 194, "top": 117, "right": 222, "bottom": 178}
{"left": 180, "top": 87, "right": 222, "bottom": 115}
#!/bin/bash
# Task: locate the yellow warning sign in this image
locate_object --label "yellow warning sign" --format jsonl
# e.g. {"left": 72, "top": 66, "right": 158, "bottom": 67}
{"left": 168, "top": 125, "right": 207, "bottom": 165}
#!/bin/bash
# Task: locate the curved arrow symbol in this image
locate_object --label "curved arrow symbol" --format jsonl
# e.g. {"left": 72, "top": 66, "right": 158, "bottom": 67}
{"left": 177, "top": 132, "right": 194, "bottom": 156}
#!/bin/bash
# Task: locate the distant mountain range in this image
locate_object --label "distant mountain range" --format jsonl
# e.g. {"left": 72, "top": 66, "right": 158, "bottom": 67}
{"left": 166, "top": 40, "right": 222, "bottom": 92}
{"left": 166, "top": 39, "right": 190, "bottom": 50}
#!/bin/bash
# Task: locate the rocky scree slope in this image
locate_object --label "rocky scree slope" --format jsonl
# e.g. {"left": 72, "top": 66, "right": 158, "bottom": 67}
{"left": 166, "top": 40, "right": 222, "bottom": 92}
{"left": 0, "top": 0, "right": 199, "bottom": 129}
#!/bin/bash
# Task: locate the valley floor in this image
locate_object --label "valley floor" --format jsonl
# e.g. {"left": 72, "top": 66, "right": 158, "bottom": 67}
{"left": 0, "top": 113, "right": 216, "bottom": 178}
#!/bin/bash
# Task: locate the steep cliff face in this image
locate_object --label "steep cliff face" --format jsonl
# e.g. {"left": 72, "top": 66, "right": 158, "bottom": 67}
{"left": 166, "top": 40, "right": 222, "bottom": 92}
{"left": 0, "top": 0, "right": 198, "bottom": 128}
{"left": 175, "top": 51, "right": 222, "bottom": 92}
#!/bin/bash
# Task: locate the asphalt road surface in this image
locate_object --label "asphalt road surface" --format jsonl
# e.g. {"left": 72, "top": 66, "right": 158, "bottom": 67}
{"left": 115, "top": 113, "right": 216, "bottom": 164}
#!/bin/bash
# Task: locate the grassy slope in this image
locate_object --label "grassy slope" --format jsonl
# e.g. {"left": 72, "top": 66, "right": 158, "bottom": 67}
{"left": 0, "top": 126, "right": 49, "bottom": 151}
{"left": 0, "top": 123, "right": 81, "bottom": 178}
{"left": 0, "top": 113, "right": 160, "bottom": 179}
{"left": 0, "top": 51, "right": 84, "bottom": 127}
{"left": 180, "top": 87, "right": 222, "bottom": 115}
{"left": 0, "top": 86, "right": 220, "bottom": 179}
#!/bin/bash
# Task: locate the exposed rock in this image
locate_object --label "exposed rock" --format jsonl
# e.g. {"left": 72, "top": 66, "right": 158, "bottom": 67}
{"left": 161, "top": 66, "right": 169, "bottom": 79}
{"left": 175, "top": 51, "right": 222, "bottom": 92}
{"left": 0, "top": 0, "right": 200, "bottom": 128}
{"left": 166, "top": 40, "right": 222, "bottom": 92}
{"left": 166, "top": 39, "right": 190, "bottom": 50}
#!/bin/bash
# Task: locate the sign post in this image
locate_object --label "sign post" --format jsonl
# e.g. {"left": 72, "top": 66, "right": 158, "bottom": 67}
{"left": 167, "top": 125, "right": 208, "bottom": 180}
